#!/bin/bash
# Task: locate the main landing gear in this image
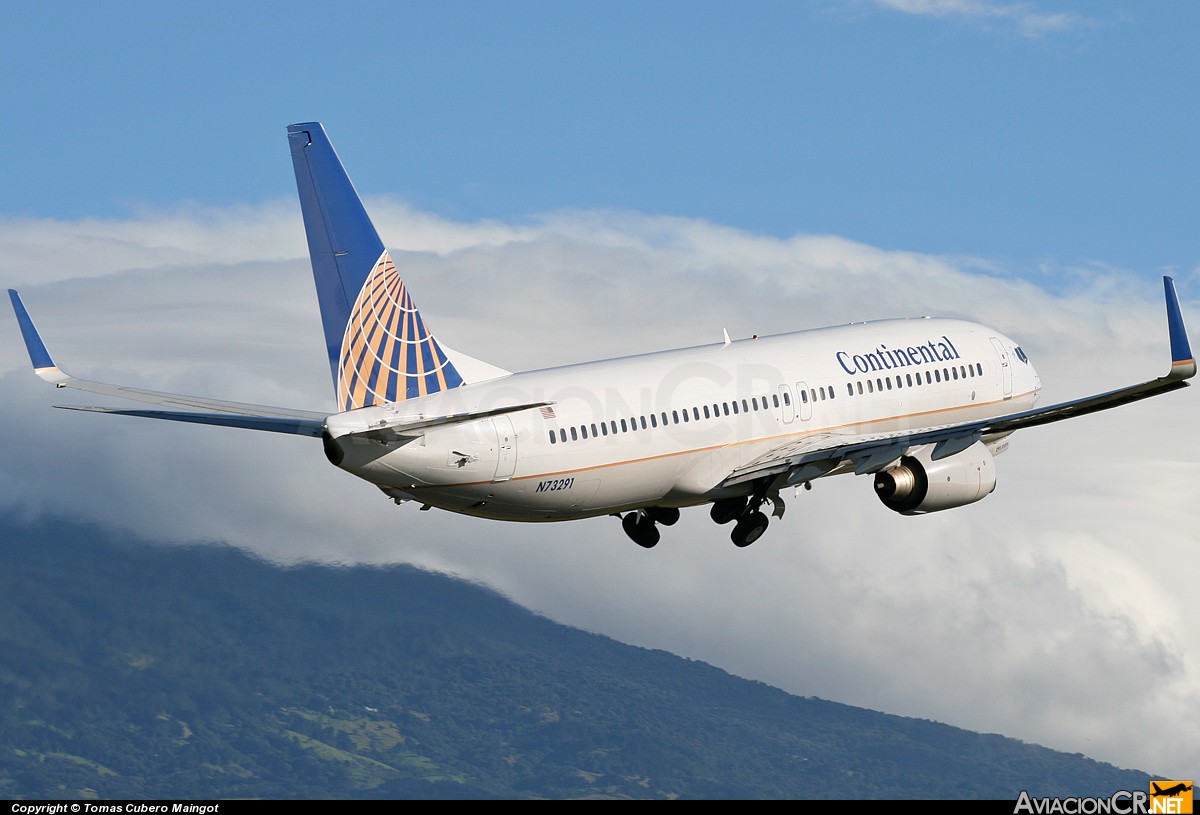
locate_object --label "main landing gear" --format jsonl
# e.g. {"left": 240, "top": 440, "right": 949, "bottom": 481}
{"left": 620, "top": 483, "right": 780, "bottom": 549}
{"left": 709, "top": 483, "right": 779, "bottom": 547}
{"left": 620, "top": 506, "right": 680, "bottom": 548}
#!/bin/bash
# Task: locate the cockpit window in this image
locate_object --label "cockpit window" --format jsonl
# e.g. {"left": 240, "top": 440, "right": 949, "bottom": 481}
{"left": 1015, "top": 346, "right": 1029, "bottom": 364}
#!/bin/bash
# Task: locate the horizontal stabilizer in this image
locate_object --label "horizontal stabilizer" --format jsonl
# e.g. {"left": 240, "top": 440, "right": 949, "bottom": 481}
{"left": 9, "top": 290, "right": 328, "bottom": 437}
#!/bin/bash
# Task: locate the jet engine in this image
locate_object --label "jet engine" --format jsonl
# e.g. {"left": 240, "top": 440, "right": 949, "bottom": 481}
{"left": 873, "top": 441, "right": 997, "bottom": 515}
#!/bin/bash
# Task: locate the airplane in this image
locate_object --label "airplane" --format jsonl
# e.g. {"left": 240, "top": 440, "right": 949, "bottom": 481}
{"left": 1152, "top": 782, "right": 1193, "bottom": 797}
{"left": 7, "top": 122, "right": 1196, "bottom": 549}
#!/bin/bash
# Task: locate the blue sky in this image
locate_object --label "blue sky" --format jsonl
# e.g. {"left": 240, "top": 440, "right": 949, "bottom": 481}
{"left": 3, "top": 1, "right": 1199, "bottom": 782}
{"left": 3, "top": 1, "right": 1196, "bottom": 271}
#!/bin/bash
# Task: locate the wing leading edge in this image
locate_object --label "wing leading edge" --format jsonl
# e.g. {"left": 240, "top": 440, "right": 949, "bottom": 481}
{"left": 723, "top": 276, "right": 1195, "bottom": 488}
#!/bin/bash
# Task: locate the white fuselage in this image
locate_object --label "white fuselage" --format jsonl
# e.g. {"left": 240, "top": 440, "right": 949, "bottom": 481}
{"left": 323, "top": 317, "right": 1041, "bottom": 521}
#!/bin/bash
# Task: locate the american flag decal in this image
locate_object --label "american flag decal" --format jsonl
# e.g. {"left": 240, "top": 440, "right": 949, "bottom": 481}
{"left": 540, "top": 406, "right": 556, "bottom": 420}
{"left": 337, "top": 252, "right": 464, "bottom": 410}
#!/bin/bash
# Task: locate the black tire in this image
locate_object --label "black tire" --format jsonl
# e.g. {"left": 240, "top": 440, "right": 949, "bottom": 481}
{"left": 622, "top": 512, "right": 660, "bottom": 548}
{"left": 731, "top": 511, "right": 768, "bottom": 548}
{"left": 635, "top": 523, "right": 660, "bottom": 548}
{"left": 709, "top": 497, "right": 747, "bottom": 525}
{"left": 650, "top": 507, "right": 681, "bottom": 526}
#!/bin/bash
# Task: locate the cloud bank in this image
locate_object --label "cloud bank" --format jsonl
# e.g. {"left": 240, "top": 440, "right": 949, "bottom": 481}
{"left": 1, "top": 201, "right": 1196, "bottom": 779}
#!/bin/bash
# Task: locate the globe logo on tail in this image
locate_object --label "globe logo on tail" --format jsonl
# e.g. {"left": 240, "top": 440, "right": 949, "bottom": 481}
{"left": 337, "top": 252, "right": 463, "bottom": 410}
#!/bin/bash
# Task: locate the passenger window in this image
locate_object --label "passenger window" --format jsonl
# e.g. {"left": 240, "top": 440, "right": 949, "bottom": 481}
{"left": 847, "top": 383, "right": 854, "bottom": 397}
{"left": 581, "top": 425, "right": 588, "bottom": 439}
{"left": 591, "top": 423, "right": 599, "bottom": 437}
{"left": 650, "top": 414, "right": 658, "bottom": 428}
{"left": 783, "top": 392, "right": 791, "bottom": 406}
{"left": 682, "top": 409, "right": 689, "bottom": 423}
{"left": 601, "top": 422, "right": 608, "bottom": 436}
{"left": 693, "top": 407, "right": 700, "bottom": 421}
{"left": 801, "top": 390, "right": 808, "bottom": 403}
{"left": 935, "top": 370, "right": 941, "bottom": 383}
{"left": 559, "top": 429, "right": 567, "bottom": 443}
{"left": 620, "top": 418, "right": 628, "bottom": 433}
{"left": 906, "top": 374, "right": 913, "bottom": 387}
{"left": 672, "top": 410, "right": 680, "bottom": 424}
{"left": 704, "top": 405, "right": 711, "bottom": 419}
{"left": 570, "top": 427, "right": 578, "bottom": 441}
{"left": 772, "top": 394, "right": 780, "bottom": 408}
{"left": 857, "top": 381, "right": 864, "bottom": 395}
{"left": 548, "top": 431, "right": 556, "bottom": 444}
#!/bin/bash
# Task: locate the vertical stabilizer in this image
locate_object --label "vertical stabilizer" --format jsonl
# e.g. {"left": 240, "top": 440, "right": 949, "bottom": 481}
{"left": 287, "top": 122, "right": 464, "bottom": 410}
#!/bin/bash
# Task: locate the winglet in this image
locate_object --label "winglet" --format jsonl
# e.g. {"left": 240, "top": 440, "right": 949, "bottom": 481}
{"left": 8, "top": 290, "right": 70, "bottom": 384}
{"left": 1164, "top": 276, "right": 1195, "bottom": 379}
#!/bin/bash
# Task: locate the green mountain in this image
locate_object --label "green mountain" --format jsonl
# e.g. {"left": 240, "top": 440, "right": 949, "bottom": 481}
{"left": 0, "top": 519, "right": 1150, "bottom": 799}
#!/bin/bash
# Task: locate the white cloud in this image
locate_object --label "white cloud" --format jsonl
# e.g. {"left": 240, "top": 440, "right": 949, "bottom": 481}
{"left": 2, "top": 203, "right": 1197, "bottom": 778}
{"left": 871, "top": 0, "right": 1092, "bottom": 37}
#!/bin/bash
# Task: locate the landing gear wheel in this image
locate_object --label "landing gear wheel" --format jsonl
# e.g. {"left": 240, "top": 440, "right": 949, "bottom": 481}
{"left": 622, "top": 512, "right": 661, "bottom": 548}
{"left": 649, "top": 507, "right": 680, "bottom": 526}
{"left": 731, "top": 510, "right": 769, "bottom": 548}
{"left": 710, "top": 497, "right": 747, "bottom": 525}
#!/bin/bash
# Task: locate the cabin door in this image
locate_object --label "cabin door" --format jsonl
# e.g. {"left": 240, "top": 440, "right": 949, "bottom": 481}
{"left": 492, "top": 415, "right": 517, "bottom": 481}
{"left": 989, "top": 338, "right": 1013, "bottom": 399}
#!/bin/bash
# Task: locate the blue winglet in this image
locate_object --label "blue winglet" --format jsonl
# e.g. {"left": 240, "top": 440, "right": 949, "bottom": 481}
{"left": 1163, "top": 276, "right": 1195, "bottom": 376}
{"left": 8, "top": 290, "right": 57, "bottom": 371}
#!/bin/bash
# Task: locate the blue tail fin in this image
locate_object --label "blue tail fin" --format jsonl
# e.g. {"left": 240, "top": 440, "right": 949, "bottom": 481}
{"left": 287, "top": 122, "right": 464, "bottom": 410}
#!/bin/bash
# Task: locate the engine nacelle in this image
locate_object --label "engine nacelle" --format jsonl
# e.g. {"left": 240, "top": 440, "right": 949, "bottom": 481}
{"left": 873, "top": 441, "right": 997, "bottom": 515}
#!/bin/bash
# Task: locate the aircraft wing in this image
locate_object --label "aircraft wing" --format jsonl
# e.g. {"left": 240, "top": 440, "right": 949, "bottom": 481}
{"left": 722, "top": 276, "right": 1195, "bottom": 488}
{"left": 9, "top": 290, "right": 329, "bottom": 437}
